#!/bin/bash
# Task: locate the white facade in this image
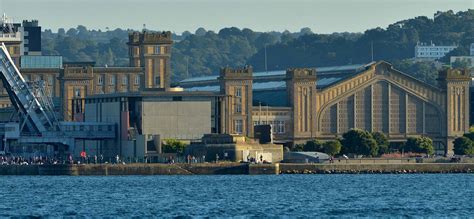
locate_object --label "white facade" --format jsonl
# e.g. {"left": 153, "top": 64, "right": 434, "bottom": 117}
{"left": 0, "top": 13, "right": 24, "bottom": 55}
{"left": 450, "top": 56, "right": 474, "bottom": 68}
{"left": 415, "top": 43, "right": 457, "bottom": 60}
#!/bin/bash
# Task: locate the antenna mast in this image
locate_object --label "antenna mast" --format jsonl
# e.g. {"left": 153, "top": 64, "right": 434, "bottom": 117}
{"left": 264, "top": 45, "right": 268, "bottom": 73}
{"left": 371, "top": 41, "right": 374, "bottom": 62}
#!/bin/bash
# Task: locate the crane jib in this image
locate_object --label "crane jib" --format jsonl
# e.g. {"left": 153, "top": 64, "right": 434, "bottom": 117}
{"left": 0, "top": 43, "right": 58, "bottom": 134}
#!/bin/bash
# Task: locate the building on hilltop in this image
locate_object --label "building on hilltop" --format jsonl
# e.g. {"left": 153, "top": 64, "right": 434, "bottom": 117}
{"left": 470, "top": 43, "right": 474, "bottom": 56}
{"left": 415, "top": 42, "right": 457, "bottom": 60}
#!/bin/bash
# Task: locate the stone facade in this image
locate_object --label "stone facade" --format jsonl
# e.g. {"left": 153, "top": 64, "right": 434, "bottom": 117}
{"left": 211, "top": 62, "right": 470, "bottom": 155}
{"left": 219, "top": 66, "right": 253, "bottom": 137}
{"left": 312, "top": 62, "right": 470, "bottom": 155}
{"left": 286, "top": 68, "right": 317, "bottom": 141}
{"left": 128, "top": 31, "right": 172, "bottom": 90}
{"left": 0, "top": 31, "right": 169, "bottom": 121}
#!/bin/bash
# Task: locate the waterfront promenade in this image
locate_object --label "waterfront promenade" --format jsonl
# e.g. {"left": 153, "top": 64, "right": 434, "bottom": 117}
{"left": 1, "top": 162, "right": 473, "bottom": 175}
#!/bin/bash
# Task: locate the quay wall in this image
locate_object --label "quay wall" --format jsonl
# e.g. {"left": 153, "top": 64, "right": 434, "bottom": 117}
{"left": 0, "top": 163, "right": 473, "bottom": 175}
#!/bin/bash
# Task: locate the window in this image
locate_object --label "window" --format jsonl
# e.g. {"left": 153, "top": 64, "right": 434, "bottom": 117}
{"left": 110, "top": 75, "right": 116, "bottom": 85}
{"left": 277, "top": 121, "right": 285, "bottom": 134}
{"left": 155, "top": 76, "right": 161, "bottom": 86}
{"left": 48, "top": 75, "right": 54, "bottom": 85}
{"left": 122, "top": 75, "right": 128, "bottom": 85}
{"left": 74, "top": 88, "right": 81, "bottom": 97}
{"left": 235, "top": 87, "right": 242, "bottom": 113}
{"left": 134, "top": 76, "right": 140, "bottom": 85}
{"left": 235, "top": 87, "right": 242, "bottom": 97}
{"left": 234, "top": 120, "right": 243, "bottom": 134}
{"left": 155, "top": 46, "right": 166, "bottom": 54}
{"left": 236, "top": 103, "right": 242, "bottom": 113}
{"left": 97, "top": 75, "right": 104, "bottom": 85}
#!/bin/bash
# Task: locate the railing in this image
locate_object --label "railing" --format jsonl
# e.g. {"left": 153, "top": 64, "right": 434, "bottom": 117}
{"left": 71, "top": 155, "right": 207, "bottom": 164}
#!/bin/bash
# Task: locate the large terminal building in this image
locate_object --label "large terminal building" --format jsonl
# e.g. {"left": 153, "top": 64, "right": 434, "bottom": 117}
{"left": 0, "top": 15, "right": 471, "bottom": 158}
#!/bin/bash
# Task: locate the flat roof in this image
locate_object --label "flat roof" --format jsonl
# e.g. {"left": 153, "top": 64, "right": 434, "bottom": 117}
{"left": 20, "top": 55, "right": 63, "bottom": 68}
{"left": 85, "top": 90, "right": 224, "bottom": 100}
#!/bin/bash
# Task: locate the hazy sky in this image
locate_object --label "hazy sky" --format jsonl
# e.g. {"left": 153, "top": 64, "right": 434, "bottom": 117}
{"left": 0, "top": 0, "right": 472, "bottom": 33}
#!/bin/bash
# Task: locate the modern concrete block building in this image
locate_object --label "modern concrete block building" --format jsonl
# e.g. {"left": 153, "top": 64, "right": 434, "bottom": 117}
{"left": 82, "top": 90, "right": 222, "bottom": 158}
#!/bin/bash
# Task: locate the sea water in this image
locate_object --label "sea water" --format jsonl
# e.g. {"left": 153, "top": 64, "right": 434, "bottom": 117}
{"left": 0, "top": 174, "right": 472, "bottom": 217}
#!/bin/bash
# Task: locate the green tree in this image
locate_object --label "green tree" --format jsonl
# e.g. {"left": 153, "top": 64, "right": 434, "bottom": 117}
{"left": 162, "top": 139, "right": 187, "bottom": 154}
{"left": 404, "top": 136, "right": 434, "bottom": 155}
{"left": 303, "top": 139, "right": 323, "bottom": 151}
{"left": 291, "top": 144, "right": 304, "bottom": 152}
{"left": 372, "top": 132, "right": 389, "bottom": 155}
{"left": 341, "top": 129, "right": 378, "bottom": 157}
{"left": 451, "top": 59, "right": 472, "bottom": 68}
{"left": 323, "top": 140, "right": 342, "bottom": 156}
{"left": 453, "top": 136, "right": 474, "bottom": 155}
{"left": 463, "top": 130, "right": 474, "bottom": 141}
{"left": 392, "top": 59, "right": 440, "bottom": 84}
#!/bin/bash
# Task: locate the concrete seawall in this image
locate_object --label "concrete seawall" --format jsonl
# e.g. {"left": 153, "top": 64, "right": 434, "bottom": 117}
{"left": 0, "top": 163, "right": 473, "bottom": 175}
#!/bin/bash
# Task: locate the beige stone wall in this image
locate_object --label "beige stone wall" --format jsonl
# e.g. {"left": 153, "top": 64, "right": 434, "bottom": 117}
{"left": 219, "top": 67, "right": 253, "bottom": 137}
{"left": 252, "top": 107, "right": 292, "bottom": 140}
{"left": 306, "top": 62, "right": 470, "bottom": 154}
{"left": 317, "top": 80, "right": 443, "bottom": 138}
{"left": 141, "top": 101, "right": 211, "bottom": 140}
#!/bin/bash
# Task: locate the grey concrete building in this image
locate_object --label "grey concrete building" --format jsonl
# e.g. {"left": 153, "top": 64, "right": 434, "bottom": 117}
{"left": 83, "top": 90, "right": 223, "bottom": 158}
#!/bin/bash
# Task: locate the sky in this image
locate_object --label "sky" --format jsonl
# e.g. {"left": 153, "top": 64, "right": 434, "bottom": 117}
{"left": 0, "top": 0, "right": 472, "bottom": 34}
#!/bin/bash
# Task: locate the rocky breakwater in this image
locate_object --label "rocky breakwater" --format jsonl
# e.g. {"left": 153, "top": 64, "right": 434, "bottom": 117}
{"left": 279, "top": 163, "right": 474, "bottom": 174}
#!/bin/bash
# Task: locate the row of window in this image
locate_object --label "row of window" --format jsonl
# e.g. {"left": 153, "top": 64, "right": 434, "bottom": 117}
{"left": 416, "top": 47, "right": 454, "bottom": 51}
{"left": 22, "top": 74, "right": 140, "bottom": 87}
{"left": 23, "top": 74, "right": 55, "bottom": 84}
{"left": 417, "top": 52, "right": 449, "bottom": 56}
{"left": 253, "top": 120, "right": 286, "bottom": 134}
{"left": 97, "top": 75, "right": 140, "bottom": 86}
{"left": 154, "top": 46, "right": 169, "bottom": 55}
{"left": 234, "top": 87, "right": 242, "bottom": 113}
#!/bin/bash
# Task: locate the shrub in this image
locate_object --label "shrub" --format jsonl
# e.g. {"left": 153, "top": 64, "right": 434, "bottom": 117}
{"left": 162, "top": 139, "right": 187, "bottom": 154}
{"left": 453, "top": 136, "right": 474, "bottom": 155}
{"left": 372, "top": 132, "right": 389, "bottom": 155}
{"left": 323, "top": 140, "right": 342, "bottom": 156}
{"left": 341, "top": 129, "right": 378, "bottom": 157}
{"left": 303, "top": 139, "right": 324, "bottom": 152}
{"left": 403, "top": 136, "right": 434, "bottom": 155}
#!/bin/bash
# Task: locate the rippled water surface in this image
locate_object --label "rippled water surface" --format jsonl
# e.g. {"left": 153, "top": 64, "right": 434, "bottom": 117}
{"left": 0, "top": 174, "right": 473, "bottom": 217}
